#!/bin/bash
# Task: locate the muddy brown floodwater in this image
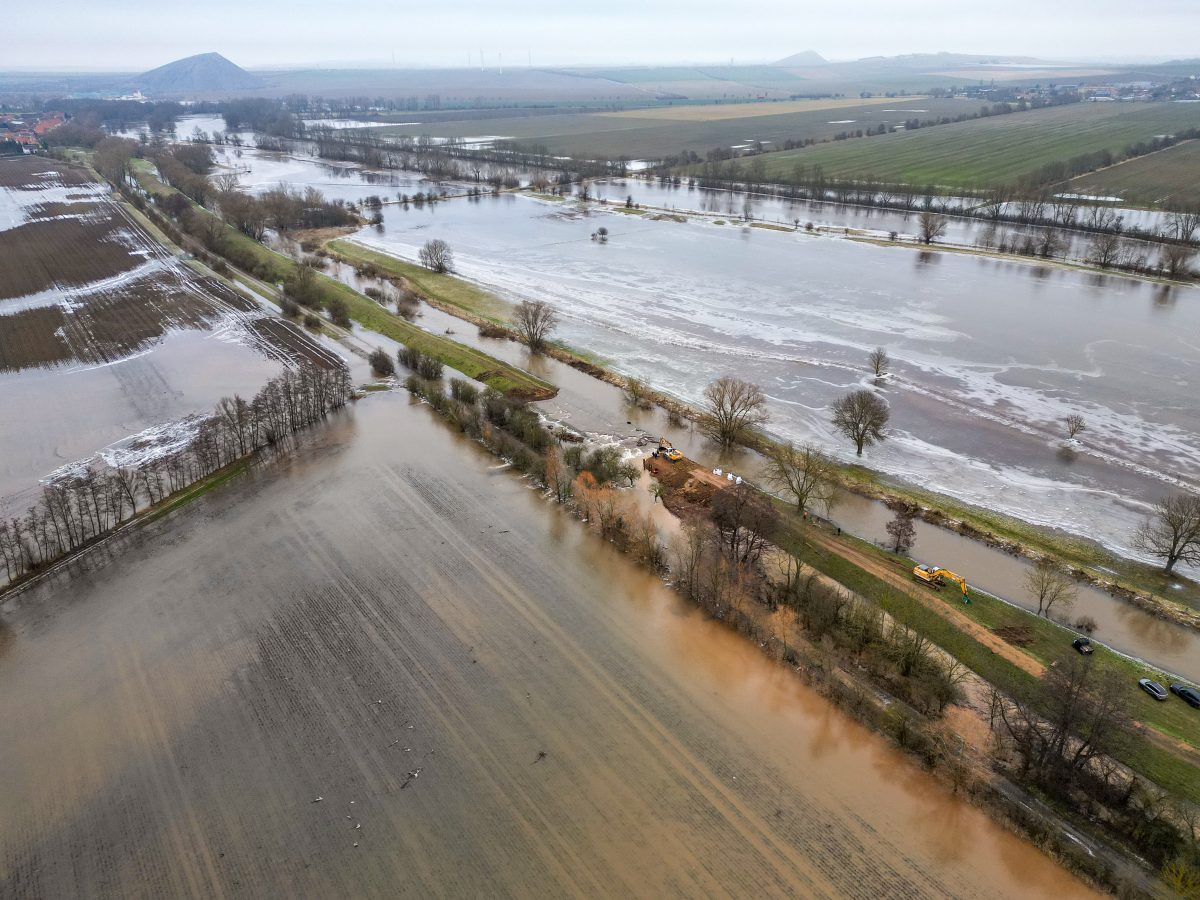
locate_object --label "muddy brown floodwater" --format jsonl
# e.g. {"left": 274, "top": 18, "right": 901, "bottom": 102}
{"left": 0, "top": 394, "right": 1097, "bottom": 898}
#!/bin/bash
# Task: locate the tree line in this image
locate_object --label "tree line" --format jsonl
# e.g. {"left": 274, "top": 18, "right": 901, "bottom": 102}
{"left": 0, "top": 366, "right": 352, "bottom": 587}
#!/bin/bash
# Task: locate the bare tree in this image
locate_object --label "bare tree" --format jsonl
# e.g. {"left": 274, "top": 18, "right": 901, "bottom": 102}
{"left": 763, "top": 442, "right": 835, "bottom": 515}
{"left": 1133, "top": 493, "right": 1200, "bottom": 575}
{"left": 918, "top": 211, "right": 948, "bottom": 245}
{"left": 830, "top": 389, "right": 890, "bottom": 456}
{"left": 418, "top": 239, "right": 454, "bottom": 274}
{"left": 1161, "top": 243, "right": 1196, "bottom": 281}
{"left": 1064, "top": 414, "right": 1086, "bottom": 440}
{"left": 1024, "top": 558, "right": 1077, "bottom": 617}
{"left": 711, "top": 484, "right": 779, "bottom": 565}
{"left": 991, "top": 654, "right": 1130, "bottom": 790}
{"left": 1164, "top": 207, "right": 1200, "bottom": 244}
{"left": 700, "top": 377, "right": 769, "bottom": 449}
{"left": 868, "top": 346, "right": 890, "bottom": 377}
{"left": 512, "top": 300, "right": 559, "bottom": 352}
{"left": 886, "top": 503, "right": 917, "bottom": 554}
{"left": 1086, "top": 231, "right": 1122, "bottom": 269}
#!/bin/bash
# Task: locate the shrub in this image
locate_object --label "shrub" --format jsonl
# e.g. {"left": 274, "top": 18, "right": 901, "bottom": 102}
{"left": 398, "top": 347, "right": 443, "bottom": 380}
{"left": 303, "top": 313, "right": 322, "bottom": 329}
{"left": 280, "top": 298, "right": 300, "bottom": 318}
{"left": 369, "top": 348, "right": 396, "bottom": 377}
{"left": 326, "top": 297, "right": 351, "bottom": 328}
{"left": 416, "top": 355, "right": 443, "bottom": 380}
{"left": 450, "top": 379, "right": 479, "bottom": 404}
{"left": 477, "top": 321, "right": 508, "bottom": 339}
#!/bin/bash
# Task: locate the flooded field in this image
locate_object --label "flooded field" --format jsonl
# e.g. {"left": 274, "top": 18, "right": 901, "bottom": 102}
{"left": 0, "top": 156, "right": 344, "bottom": 512}
{"left": 349, "top": 189, "right": 1200, "bottom": 567}
{"left": 0, "top": 393, "right": 1097, "bottom": 898}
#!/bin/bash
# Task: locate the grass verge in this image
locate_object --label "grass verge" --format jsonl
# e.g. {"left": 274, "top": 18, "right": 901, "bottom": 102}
{"left": 772, "top": 515, "right": 1200, "bottom": 805}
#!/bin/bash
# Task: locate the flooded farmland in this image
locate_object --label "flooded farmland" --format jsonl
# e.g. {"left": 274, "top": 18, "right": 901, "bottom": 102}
{"left": 347, "top": 188, "right": 1200, "bottom": 566}
{"left": 0, "top": 155, "right": 345, "bottom": 512}
{"left": 0, "top": 393, "right": 1097, "bottom": 898}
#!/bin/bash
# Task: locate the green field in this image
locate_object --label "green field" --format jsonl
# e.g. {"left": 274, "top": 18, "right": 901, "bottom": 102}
{"left": 724, "top": 101, "right": 1200, "bottom": 190}
{"left": 376, "top": 97, "right": 972, "bottom": 160}
{"left": 1068, "top": 138, "right": 1200, "bottom": 206}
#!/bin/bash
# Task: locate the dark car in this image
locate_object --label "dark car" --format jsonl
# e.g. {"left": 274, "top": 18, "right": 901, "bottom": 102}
{"left": 1072, "top": 637, "right": 1094, "bottom": 655}
{"left": 1170, "top": 683, "right": 1200, "bottom": 709}
{"left": 1139, "top": 678, "right": 1169, "bottom": 701}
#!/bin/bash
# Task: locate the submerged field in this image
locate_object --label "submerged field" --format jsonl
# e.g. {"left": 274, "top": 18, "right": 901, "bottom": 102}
{"left": 0, "top": 393, "right": 1097, "bottom": 898}
{"left": 725, "top": 101, "right": 1200, "bottom": 189}
{"left": 0, "top": 155, "right": 342, "bottom": 510}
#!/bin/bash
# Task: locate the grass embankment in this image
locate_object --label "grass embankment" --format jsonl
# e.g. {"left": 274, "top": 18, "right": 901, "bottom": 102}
{"left": 327, "top": 240, "right": 512, "bottom": 322}
{"left": 129, "top": 161, "right": 553, "bottom": 400}
{"left": 768, "top": 510, "right": 1200, "bottom": 805}
{"left": 838, "top": 463, "right": 1200, "bottom": 619}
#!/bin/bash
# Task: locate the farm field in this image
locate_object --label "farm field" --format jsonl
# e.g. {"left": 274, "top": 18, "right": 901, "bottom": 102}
{"left": 0, "top": 392, "right": 1098, "bottom": 898}
{"left": 1067, "top": 138, "right": 1200, "bottom": 207}
{"left": 723, "top": 101, "right": 1200, "bottom": 190}
{"left": 376, "top": 97, "right": 972, "bottom": 160}
{"left": 0, "top": 155, "right": 341, "bottom": 512}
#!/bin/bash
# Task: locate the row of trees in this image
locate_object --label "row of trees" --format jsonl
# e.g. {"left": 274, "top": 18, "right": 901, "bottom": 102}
{"left": 215, "top": 181, "right": 356, "bottom": 240}
{"left": 0, "top": 366, "right": 352, "bottom": 585}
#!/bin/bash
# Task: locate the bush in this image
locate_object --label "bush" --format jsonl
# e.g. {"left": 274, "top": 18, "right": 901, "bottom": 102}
{"left": 478, "top": 321, "right": 508, "bottom": 339}
{"left": 369, "top": 348, "right": 396, "bottom": 377}
{"left": 280, "top": 298, "right": 301, "bottom": 318}
{"left": 450, "top": 379, "right": 479, "bottom": 404}
{"left": 416, "top": 355, "right": 443, "bottom": 380}
{"left": 397, "top": 347, "right": 444, "bottom": 380}
{"left": 303, "top": 313, "right": 322, "bottom": 329}
{"left": 327, "top": 297, "right": 351, "bottom": 328}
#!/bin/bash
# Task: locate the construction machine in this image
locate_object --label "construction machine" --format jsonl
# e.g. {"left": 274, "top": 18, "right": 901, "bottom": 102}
{"left": 912, "top": 564, "right": 970, "bottom": 602}
{"left": 652, "top": 437, "right": 683, "bottom": 462}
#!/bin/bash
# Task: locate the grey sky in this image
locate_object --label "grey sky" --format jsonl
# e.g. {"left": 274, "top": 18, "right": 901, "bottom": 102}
{"left": 9, "top": 0, "right": 1200, "bottom": 70}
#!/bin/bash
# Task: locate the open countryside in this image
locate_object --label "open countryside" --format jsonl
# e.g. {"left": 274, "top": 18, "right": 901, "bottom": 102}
{"left": 4, "top": 7, "right": 1200, "bottom": 900}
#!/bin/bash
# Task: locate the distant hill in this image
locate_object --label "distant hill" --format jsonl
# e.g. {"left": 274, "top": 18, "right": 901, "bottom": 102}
{"left": 135, "top": 52, "right": 263, "bottom": 95}
{"left": 773, "top": 50, "right": 827, "bottom": 67}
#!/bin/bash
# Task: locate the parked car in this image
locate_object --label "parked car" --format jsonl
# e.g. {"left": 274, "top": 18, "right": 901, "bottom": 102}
{"left": 1170, "top": 683, "right": 1200, "bottom": 709}
{"left": 1072, "top": 637, "right": 1094, "bottom": 655}
{"left": 1138, "top": 678, "right": 1169, "bottom": 701}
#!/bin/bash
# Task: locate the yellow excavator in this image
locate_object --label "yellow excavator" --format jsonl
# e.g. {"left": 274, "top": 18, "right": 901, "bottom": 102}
{"left": 653, "top": 437, "right": 683, "bottom": 462}
{"left": 912, "top": 564, "right": 971, "bottom": 603}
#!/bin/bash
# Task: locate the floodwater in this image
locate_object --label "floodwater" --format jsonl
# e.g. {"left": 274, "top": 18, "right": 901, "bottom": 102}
{"left": 0, "top": 155, "right": 351, "bottom": 515}
{"left": 317, "top": 276, "right": 1200, "bottom": 683}
{"left": 0, "top": 393, "right": 1097, "bottom": 898}
{"left": 350, "top": 190, "right": 1200, "bottom": 569}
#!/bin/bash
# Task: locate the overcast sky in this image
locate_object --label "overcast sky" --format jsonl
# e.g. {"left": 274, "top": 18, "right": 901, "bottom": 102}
{"left": 8, "top": 0, "right": 1200, "bottom": 70}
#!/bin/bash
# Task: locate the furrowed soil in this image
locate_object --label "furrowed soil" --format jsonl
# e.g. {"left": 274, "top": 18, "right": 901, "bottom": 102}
{"left": 0, "top": 394, "right": 1097, "bottom": 899}
{"left": 0, "top": 155, "right": 348, "bottom": 510}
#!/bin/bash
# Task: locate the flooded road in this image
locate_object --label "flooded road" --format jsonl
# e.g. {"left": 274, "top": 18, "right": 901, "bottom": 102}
{"left": 0, "top": 394, "right": 1095, "bottom": 898}
{"left": 350, "top": 190, "right": 1200, "bottom": 570}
